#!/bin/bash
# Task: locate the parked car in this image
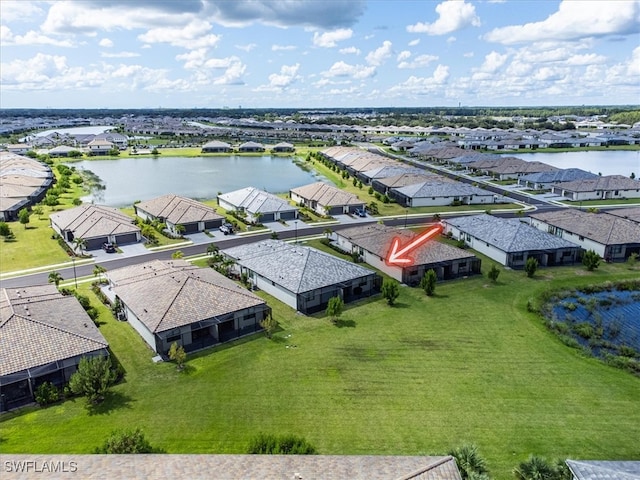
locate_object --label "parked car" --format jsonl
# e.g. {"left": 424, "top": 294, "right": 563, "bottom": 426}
{"left": 354, "top": 208, "right": 367, "bottom": 217}
{"left": 219, "top": 223, "right": 234, "bottom": 235}
{"left": 102, "top": 242, "right": 116, "bottom": 253}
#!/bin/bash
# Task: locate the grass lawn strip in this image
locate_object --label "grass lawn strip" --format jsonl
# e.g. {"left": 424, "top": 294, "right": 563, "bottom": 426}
{"left": 1, "top": 256, "right": 638, "bottom": 480}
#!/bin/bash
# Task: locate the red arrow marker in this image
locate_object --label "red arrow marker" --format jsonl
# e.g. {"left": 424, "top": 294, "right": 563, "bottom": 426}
{"left": 385, "top": 224, "right": 443, "bottom": 267}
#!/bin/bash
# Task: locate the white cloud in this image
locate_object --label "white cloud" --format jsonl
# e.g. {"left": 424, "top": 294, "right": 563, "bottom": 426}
{"left": 1, "top": 26, "right": 74, "bottom": 47}
{"left": 313, "top": 28, "right": 353, "bottom": 47}
{"left": 100, "top": 51, "right": 141, "bottom": 59}
{"left": 366, "top": 40, "right": 393, "bottom": 66}
{"left": 236, "top": 43, "right": 257, "bottom": 52}
{"left": 447, "top": 36, "right": 456, "bottom": 43}
{"left": 565, "top": 53, "right": 607, "bottom": 66}
{"left": 272, "top": 44, "right": 297, "bottom": 51}
{"left": 389, "top": 64, "right": 450, "bottom": 95}
{"left": 322, "top": 61, "right": 376, "bottom": 79}
{"left": 339, "top": 46, "right": 361, "bottom": 55}
{"left": 266, "top": 63, "right": 301, "bottom": 89}
{"left": 176, "top": 49, "right": 208, "bottom": 69}
{"left": 408, "top": 39, "right": 420, "bottom": 47}
{"left": 485, "top": 0, "right": 640, "bottom": 44}
{"left": 463, "top": 51, "right": 474, "bottom": 58}
{"left": 138, "top": 20, "right": 221, "bottom": 49}
{"left": 212, "top": 61, "right": 246, "bottom": 85}
{"left": 407, "top": 0, "right": 480, "bottom": 35}
{"left": 478, "top": 51, "right": 508, "bottom": 73}
{"left": 397, "top": 51, "right": 412, "bottom": 62}
{"left": 628, "top": 46, "right": 640, "bottom": 76}
{"left": 0, "top": 1, "right": 44, "bottom": 22}
{"left": 398, "top": 54, "right": 439, "bottom": 69}
{"left": 99, "top": 38, "right": 113, "bottom": 48}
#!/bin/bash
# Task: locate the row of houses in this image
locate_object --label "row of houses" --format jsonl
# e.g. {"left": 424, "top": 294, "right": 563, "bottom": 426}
{"left": 320, "top": 146, "right": 499, "bottom": 207}
{"left": 0, "top": 152, "right": 54, "bottom": 221}
{"left": 201, "top": 140, "right": 295, "bottom": 153}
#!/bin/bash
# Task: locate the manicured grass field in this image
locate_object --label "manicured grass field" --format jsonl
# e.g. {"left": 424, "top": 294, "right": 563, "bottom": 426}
{"left": 1, "top": 253, "right": 638, "bottom": 479}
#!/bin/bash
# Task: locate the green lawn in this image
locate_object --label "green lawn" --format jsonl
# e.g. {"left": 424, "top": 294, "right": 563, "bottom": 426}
{"left": 559, "top": 198, "right": 640, "bottom": 206}
{"left": 1, "top": 255, "right": 639, "bottom": 479}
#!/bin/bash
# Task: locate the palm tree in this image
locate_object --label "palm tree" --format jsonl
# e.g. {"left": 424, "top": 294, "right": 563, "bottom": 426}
{"left": 72, "top": 237, "right": 86, "bottom": 255}
{"left": 207, "top": 243, "right": 219, "bottom": 256}
{"left": 48, "top": 271, "right": 63, "bottom": 287}
{"left": 323, "top": 227, "right": 333, "bottom": 239}
{"left": 448, "top": 444, "right": 488, "bottom": 480}
{"left": 93, "top": 265, "right": 107, "bottom": 283}
{"left": 513, "top": 455, "right": 556, "bottom": 480}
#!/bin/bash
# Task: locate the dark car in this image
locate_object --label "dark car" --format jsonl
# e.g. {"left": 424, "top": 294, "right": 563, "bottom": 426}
{"left": 102, "top": 242, "right": 116, "bottom": 253}
{"left": 354, "top": 208, "right": 367, "bottom": 217}
{"left": 219, "top": 223, "right": 234, "bottom": 235}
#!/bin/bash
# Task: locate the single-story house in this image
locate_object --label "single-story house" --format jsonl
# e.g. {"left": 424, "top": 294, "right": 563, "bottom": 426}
{"left": 50, "top": 204, "right": 141, "bottom": 250}
{"left": 106, "top": 260, "right": 271, "bottom": 354}
{"left": 201, "top": 140, "right": 232, "bottom": 153}
{"left": 93, "top": 132, "right": 128, "bottom": 150}
{"left": 443, "top": 214, "right": 581, "bottom": 268}
{"left": 47, "top": 145, "right": 83, "bottom": 158}
{"left": 358, "top": 165, "right": 425, "bottom": 185}
{"left": 371, "top": 172, "right": 443, "bottom": 195}
{"left": 134, "top": 194, "right": 224, "bottom": 234}
{"left": 529, "top": 209, "right": 640, "bottom": 262}
{"left": 551, "top": 175, "right": 640, "bottom": 201}
{"left": 517, "top": 168, "right": 599, "bottom": 190}
{"left": 238, "top": 141, "right": 265, "bottom": 152}
{"left": 5, "top": 144, "right": 30, "bottom": 155}
{"left": 390, "top": 181, "right": 496, "bottom": 207}
{"left": 565, "top": 460, "right": 640, "bottom": 480}
{"left": 271, "top": 142, "right": 295, "bottom": 153}
{"left": 0, "top": 284, "right": 109, "bottom": 411}
{"left": 0, "top": 152, "right": 54, "bottom": 221}
{"left": 290, "top": 182, "right": 365, "bottom": 216}
{"left": 483, "top": 161, "right": 557, "bottom": 181}
{"left": 87, "top": 139, "right": 114, "bottom": 155}
{"left": 218, "top": 186, "right": 298, "bottom": 223}
{"left": 221, "top": 240, "right": 380, "bottom": 314}
{"left": 334, "top": 224, "right": 481, "bottom": 285}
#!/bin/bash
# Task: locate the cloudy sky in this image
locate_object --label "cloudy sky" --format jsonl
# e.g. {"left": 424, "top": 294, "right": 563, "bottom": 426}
{"left": 1, "top": 0, "right": 638, "bottom": 109}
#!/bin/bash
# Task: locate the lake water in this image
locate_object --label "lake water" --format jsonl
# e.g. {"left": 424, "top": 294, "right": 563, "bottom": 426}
{"left": 513, "top": 150, "right": 640, "bottom": 177}
{"left": 71, "top": 156, "right": 325, "bottom": 207}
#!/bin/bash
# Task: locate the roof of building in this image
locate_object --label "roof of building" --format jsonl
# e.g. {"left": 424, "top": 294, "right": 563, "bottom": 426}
{"left": 554, "top": 175, "right": 640, "bottom": 192}
{"left": 444, "top": 214, "right": 580, "bottom": 252}
{"left": 604, "top": 206, "right": 640, "bottom": 224}
{"left": 360, "top": 165, "right": 425, "bottom": 180}
{"left": 374, "top": 172, "right": 445, "bottom": 188}
{"left": 50, "top": 204, "right": 140, "bottom": 239}
{"left": 486, "top": 161, "right": 557, "bottom": 175}
{"left": 337, "top": 224, "right": 476, "bottom": 266}
{"left": 272, "top": 142, "right": 295, "bottom": 149}
{"left": 238, "top": 141, "right": 265, "bottom": 149}
{"left": 222, "top": 240, "right": 376, "bottom": 294}
{"left": 87, "top": 139, "right": 114, "bottom": 147}
{"left": 0, "top": 455, "right": 462, "bottom": 480}
{"left": 108, "top": 260, "right": 266, "bottom": 334}
{"left": 135, "top": 194, "right": 223, "bottom": 225}
{"left": 202, "top": 140, "right": 232, "bottom": 149}
{"left": 218, "top": 187, "right": 297, "bottom": 214}
{"left": 0, "top": 284, "right": 108, "bottom": 377}
{"left": 520, "top": 168, "right": 599, "bottom": 183}
{"left": 529, "top": 210, "right": 640, "bottom": 245}
{"left": 566, "top": 460, "right": 640, "bottom": 480}
{"left": 394, "top": 181, "right": 494, "bottom": 199}
{"left": 290, "top": 182, "right": 364, "bottom": 207}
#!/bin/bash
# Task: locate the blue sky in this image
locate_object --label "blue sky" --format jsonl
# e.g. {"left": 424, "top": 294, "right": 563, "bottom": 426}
{"left": 1, "top": 0, "right": 638, "bottom": 109}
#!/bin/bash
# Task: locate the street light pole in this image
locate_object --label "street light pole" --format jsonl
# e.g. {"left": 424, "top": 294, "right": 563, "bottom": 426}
{"left": 294, "top": 220, "right": 298, "bottom": 244}
{"left": 72, "top": 256, "right": 78, "bottom": 290}
{"left": 404, "top": 209, "right": 408, "bottom": 228}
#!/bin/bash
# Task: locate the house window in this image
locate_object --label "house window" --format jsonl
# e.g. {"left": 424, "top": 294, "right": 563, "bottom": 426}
{"left": 611, "top": 245, "right": 622, "bottom": 254}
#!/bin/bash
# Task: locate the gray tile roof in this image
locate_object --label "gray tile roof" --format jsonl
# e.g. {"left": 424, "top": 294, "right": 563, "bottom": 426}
{"left": 554, "top": 175, "right": 640, "bottom": 192}
{"left": 604, "top": 206, "right": 640, "bottom": 224}
{"left": 337, "top": 224, "right": 476, "bottom": 265}
{"left": 291, "top": 182, "right": 364, "bottom": 207}
{"left": 520, "top": 168, "right": 599, "bottom": 184}
{"left": 108, "top": 260, "right": 266, "bottom": 333}
{"left": 444, "top": 214, "right": 580, "bottom": 252}
{"left": 566, "top": 460, "right": 640, "bottom": 480}
{"left": 50, "top": 204, "right": 140, "bottom": 239}
{"left": 0, "top": 454, "right": 462, "bottom": 480}
{"left": 375, "top": 172, "right": 446, "bottom": 188}
{"left": 530, "top": 210, "right": 640, "bottom": 245}
{"left": 222, "top": 240, "right": 375, "bottom": 294}
{"left": 218, "top": 187, "right": 297, "bottom": 215}
{"left": 360, "top": 165, "right": 426, "bottom": 181}
{"left": 135, "top": 194, "right": 223, "bottom": 225}
{"left": 394, "top": 181, "right": 494, "bottom": 199}
{"left": 0, "top": 284, "right": 108, "bottom": 377}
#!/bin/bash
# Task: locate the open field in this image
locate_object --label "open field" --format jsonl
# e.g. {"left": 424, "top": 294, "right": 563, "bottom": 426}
{"left": 1, "top": 252, "right": 638, "bottom": 479}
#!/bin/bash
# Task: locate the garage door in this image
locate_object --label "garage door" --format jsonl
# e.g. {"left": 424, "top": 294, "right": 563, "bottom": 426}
{"left": 86, "top": 237, "right": 108, "bottom": 250}
{"left": 204, "top": 219, "right": 222, "bottom": 230}
{"left": 260, "top": 213, "right": 275, "bottom": 222}
{"left": 280, "top": 211, "right": 296, "bottom": 220}
{"left": 329, "top": 206, "right": 343, "bottom": 215}
{"left": 183, "top": 223, "right": 199, "bottom": 234}
{"left": 115, "top": 233, "right": 138, "bottom": 245}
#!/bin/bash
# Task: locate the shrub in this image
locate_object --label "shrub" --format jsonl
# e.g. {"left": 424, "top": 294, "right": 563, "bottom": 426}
{"left": 35, "top": 382, "right": 59, "bottom": 406}
{"left": 247, "top": 433, "right": 316, "bottom": 454}
{"left": 448, "top": 443, "right": 488, "bottom": 480}
{"left": 420, "top": 269, "right": 437, "bottom": 296}
{"left": 582, "top": 249, "right": 601, "bottom": 271}
{"left": 94, "top": 428, "right": 155, "bottom": 454}
{"left": 524, "top": 257, "right": 538, "bottom": 278}
{"left": 68, "top": 355, "right": 117, "bottom": 404}
{"left": 573, "top": 322, "right": 595, "bottom": 339}
{"left": 487, "top": 265, "right": 500, "bottom": 282}
{"left": 381, "top": 278, "right": 400, "bottom": 306}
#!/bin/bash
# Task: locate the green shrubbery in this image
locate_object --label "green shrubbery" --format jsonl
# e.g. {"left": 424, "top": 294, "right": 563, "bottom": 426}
{"left": 34, "top": 382, "right": 59, "bottom": 406}
{"left": 247, "top": 433, "right": 316, "bottom": 454}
